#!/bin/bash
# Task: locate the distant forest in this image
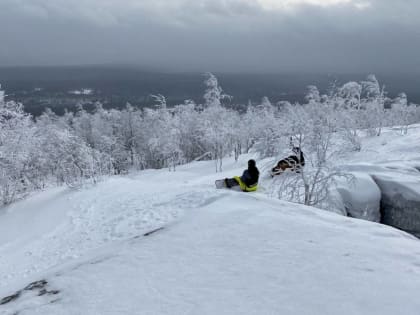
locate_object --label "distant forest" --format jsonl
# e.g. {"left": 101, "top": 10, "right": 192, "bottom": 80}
{"left": 0, "top": 66, "right": 419, "bottom": 116}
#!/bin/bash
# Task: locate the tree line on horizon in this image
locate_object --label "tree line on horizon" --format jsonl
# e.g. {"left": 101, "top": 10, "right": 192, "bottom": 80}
{"left": 1, "top": 73, "right": 419, "bottom": 207}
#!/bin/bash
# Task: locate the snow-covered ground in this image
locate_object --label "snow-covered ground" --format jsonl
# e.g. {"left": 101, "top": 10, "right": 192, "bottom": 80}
{"left": 1, "top": 127, "right": 420, "bottom": 314}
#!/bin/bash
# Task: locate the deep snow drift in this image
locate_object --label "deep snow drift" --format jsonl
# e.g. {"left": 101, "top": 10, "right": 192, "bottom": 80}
{"left": 1, "top": 127, "right": 420, "bottom": 314}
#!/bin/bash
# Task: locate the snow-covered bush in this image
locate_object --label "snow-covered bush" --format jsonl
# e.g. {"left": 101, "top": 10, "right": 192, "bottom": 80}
{"left": 0, "top": 100, "right": 39, "bottom": 205}
{"left": 270, "top": 167, "right": 350, "bottom": 211}
{"left": 270, "top": 100, "right": 353, "bottom": 209}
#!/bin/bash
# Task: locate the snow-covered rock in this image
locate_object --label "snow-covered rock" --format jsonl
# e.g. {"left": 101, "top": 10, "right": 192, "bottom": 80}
{"left": 336, "top": 172, "right": 381, "bottom": 222}
{"left": 372, "top": 174, "right": 420, "bottom": 238}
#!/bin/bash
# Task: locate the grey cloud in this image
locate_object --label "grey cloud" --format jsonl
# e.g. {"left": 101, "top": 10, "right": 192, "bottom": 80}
{"left": 0, "top": 0, "right": 419, "bottom": 73}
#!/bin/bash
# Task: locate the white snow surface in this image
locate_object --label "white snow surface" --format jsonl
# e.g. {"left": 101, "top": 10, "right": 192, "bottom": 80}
{"left": 336, "top": 172, "right": 381, "bottom": 221}
{"left": 2, "top": 127, "right": 420, "bottom": 314}
{"left": 68, "top": 88, "right": 93, "bottom": 95}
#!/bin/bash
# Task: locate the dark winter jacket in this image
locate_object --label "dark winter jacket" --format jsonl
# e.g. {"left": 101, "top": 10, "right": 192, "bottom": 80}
{"left": 240, "top": 166, "right": 259, "bottom": 187}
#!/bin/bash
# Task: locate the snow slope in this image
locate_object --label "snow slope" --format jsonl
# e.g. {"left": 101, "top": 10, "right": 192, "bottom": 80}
{"left": 1, "top": 128, "right": 420, "bottom": 314}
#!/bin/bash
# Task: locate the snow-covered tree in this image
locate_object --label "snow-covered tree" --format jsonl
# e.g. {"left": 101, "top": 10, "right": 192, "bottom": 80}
{"left": 199, "top": 105, "right": 232, "bottom": 172}
{"left": 173, "top": 101, "right": 206, "bottom": 162}
{"left": 361, "top": 75, "right": 387, "bottom": 136}
{"left": 1, "top": 73, "right": 420, "bottom": 209}
{"left": 0, "top": 100, "right": 38, "bottom": 204}
{"left": 0, "top": 84, "right": 5, "bottom": 103}
{"left": 339, "top": 82, "right": 362, "bottom": 110}
{"left": 305, "top": 85, "right": 321, "bottom": 104}
{"left": 251, "top": 98, "right": 283, "bottom": 158}
{"left": 203, "top": 73, "right": 230, "bottom": 107}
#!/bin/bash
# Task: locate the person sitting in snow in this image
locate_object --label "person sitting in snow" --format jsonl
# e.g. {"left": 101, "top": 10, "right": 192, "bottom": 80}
{"left": 224, "top": 159, "right": 259, "bottom": 192}
{"left": 271, "top": 147, "right": 305, "bottom": 176}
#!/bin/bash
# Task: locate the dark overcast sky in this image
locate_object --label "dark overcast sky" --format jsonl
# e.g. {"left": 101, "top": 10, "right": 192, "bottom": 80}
{"left": 0, "top": 0, "right": 419, "bottom": 73}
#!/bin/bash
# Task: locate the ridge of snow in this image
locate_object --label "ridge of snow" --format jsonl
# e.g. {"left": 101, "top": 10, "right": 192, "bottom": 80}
{"left": 1, "top": 128, "right": 420, "bottom": 314}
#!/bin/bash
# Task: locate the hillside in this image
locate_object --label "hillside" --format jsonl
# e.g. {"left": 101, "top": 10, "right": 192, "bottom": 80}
{"left": 1, "top": 126, "right": 420, "bottom": 314}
